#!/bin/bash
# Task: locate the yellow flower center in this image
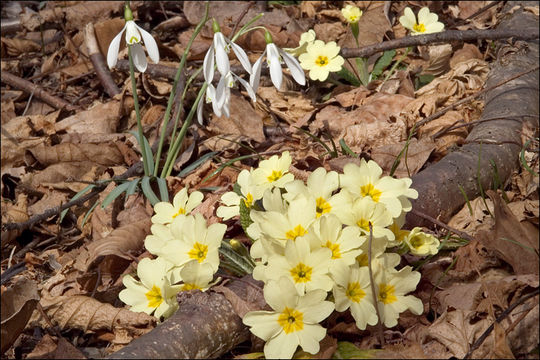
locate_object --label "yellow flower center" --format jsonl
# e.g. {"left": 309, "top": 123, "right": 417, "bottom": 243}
{"left": 172, "top": 207, "right": 186, "bottom": 219}
{"left": 390, "top": 222, "right": 409, "bottom": 243}
{"left": 243, "top": 193, "right": 254, "bottom": 208}
{"left": 356, "top": 253, "right": 369, "bottom": 267}
{"left": 378, "top": 283, "right": 397, "bottom": 304}
{"left": 277, "top": 307, "right": 304, "bottom": 334}
{"left": 145, "top": 284, "right": 163, "bottom": 308}
{"left": 315, "top": 197, "right": 332, "bottom": 217}
{"left": 285, "top": 224, "right": 308, "bottom": 241}
{"left": 346, "top": 282, "right": 366, "bottom": 303}
{"left": 316, "top": 55, "right": 329, "bottom": 67}
{"left": 348, "top": 15, "right": 358, "bottom": 22}
{"left": 128, "top": 36, "right": 140, "bottom": 44}
{"left": 323, "top": 240, "right": 341, "bottom": 259}
{"left": 267, "top": 170, "right": 283, "bottom": 182}
{"left": 413, "top": 23, "right": 426, "bottom": 33}
{"left": 356, "top": 218, "right": 370, "bottom": 232}
{"left": 188, "top": 242, "right": 208, "bottom": 263}
{"left": 290, "top": 262, "right": 313, "bottom": 283}
{"left": 360, "top": 183, "right": 382, "bottom": 202}
{"left": 182, "top": 283, "right": 202, "bottom": 291}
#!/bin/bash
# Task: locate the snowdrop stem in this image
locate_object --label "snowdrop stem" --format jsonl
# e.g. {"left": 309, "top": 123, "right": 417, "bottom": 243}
{"left": 381, "top": 46, "right": 411, "bottom": 87}
{"left": 170, "top": 67, "right": 203, "bottom": 144}
{"left": 128, "top": 45, "right": 150, "bottom": 176}
{"left": 231, "top": 13, "right": 264, "bottom": 42}
{"left": 153, "top": 2, "right": 209, "bottom": 177}
{"left": 367, "top": 222, "right": 385, "bottom": 346}
{"left": 161, "top": 83, "right": 208, "bottom": 178}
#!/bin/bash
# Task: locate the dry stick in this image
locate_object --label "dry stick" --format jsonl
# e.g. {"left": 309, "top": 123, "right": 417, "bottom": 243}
{"left": 463, "top": 288, "right": 540, "bottom": 359}
{"left": 230, "top": 1, "right": 254, "bottom": 37}
{"left": 1, "top": 71, "right": 77, "bottom": 111}
{"left": 413, "top": 66, "right": 540, "bottom": 132}
{"left": 341, "top": 28, "right": 539, "bottom": 59}
{"left": 84, "top": 22, "right": 120, "bottom": 98}
{"left": 410, "top": 208, "right": 474, "bottom": 242}
{"left": 367, "top": 222, "right": 385, "bottom": 347}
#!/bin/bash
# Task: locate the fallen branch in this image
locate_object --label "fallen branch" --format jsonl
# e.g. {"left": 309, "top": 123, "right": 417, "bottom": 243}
{"left": 341, "top": 27, "right": 539, "bottom": 59}
{"left": 1, "top": 71, "right": 78, "bottom": 111}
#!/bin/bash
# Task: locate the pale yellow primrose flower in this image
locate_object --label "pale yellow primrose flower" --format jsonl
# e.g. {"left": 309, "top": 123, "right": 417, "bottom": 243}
{"left": 299, "top": 40, "right": 344, "bottom": 81}
{"left": 144, "top": 223, "right": 174, "bottom": 258}
{"left": 242, "top": 277, "right": 334, "bottom": 359}
{"left": 251, "top": 151, "right": 295, "bottom": 190}
{"left": 304, "top": 214, "right": 364, "bottom": 272}
{"left": 283, "top": 167, "right": 339, "bottom": 218}
{"left": 250, "top": 195, "right": 316, "bottom": 246}
{"left": 107, "top": 20, "right": 159, "bottom": 73}
{"left": 284, "top": 29, "right": 316, "bottom": 57}
{"left": 403, "top": 227, "right": 440, "bottom": 256}
{"left": 342, "top": 4, "right": 363, "bottom": 23}
{"left": 160, "top": 213, "right": 225, "bottom": 274}
{"left": 332, "top": 263, "right": 378, "bottom": 330}
{"left": 399, "top": 7, "right": 444, "bottom": 36}
{"left": 387, "top": 213, "right": 410, "bottom": 248}
{"left": 177, "top": 260, "right": 216, "bottom": 291}
{"left": 119, "top": 257, "right": 180, "bottom": 320}
{"left": 340, "top": 159, "right": 418, "bottom": 218}
{"left": 151, "top": 188, "right": 203, "bottom": 225}
{"left": 331, "top": 190, "right": 394, "bottom": 241}
{"left": 265, "top": 237, "right": 333, "bottom": 295}
{"left": 375, "top": 265, "right": 423, "bottom": 328}
{"left": 216, "top": 169, "right": 265, "bottom": 220}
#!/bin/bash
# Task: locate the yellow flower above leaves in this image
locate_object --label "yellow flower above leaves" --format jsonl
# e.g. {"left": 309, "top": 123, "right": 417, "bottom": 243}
{"left": 299, "top": 40, "right": 344, "bottom": 81}
{"left": 399, "top": 7, "right": 444, "bottom": 36}
{"left": 342, "top": 4, "right": 363, "bottom": 24}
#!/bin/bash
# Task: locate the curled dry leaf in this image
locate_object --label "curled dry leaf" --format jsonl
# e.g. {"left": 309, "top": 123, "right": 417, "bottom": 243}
{"left": 25, "top": 334, "right": 86, "bottom": 359}
{"left": 86, "top": 218, "right": 151, "bottom": 271}
{"left": 417, "top": 110, "right": 469, "bottom": 157}
{"left": 54, "top": 101, "right": 121, "bottom": 135}
{"left": 1, "top": 193, "right": 29, "bottom": 246}
{"left": 420, "top": 43, "right": 453, "bottom": 77}
{"left": 37, "top": 294, "right": 156, "bottom": 335}
{"left": 448, "top": 196, "right": 495, "bottom": 236}
{"left": 370, "top": 137, "right": 436, "bottom": 177}
{"left": 27, "top": 143, "right": 124, "bottom": 167}
{"left": 256, "top": 87, "right": 316, "bottom": 126}
{"left": 1, "top": 277, "right": 39, "bottom": 354}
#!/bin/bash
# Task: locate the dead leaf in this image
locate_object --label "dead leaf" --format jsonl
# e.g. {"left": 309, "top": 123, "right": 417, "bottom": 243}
{"left": 448, "top": 196, "right": 495, "bottom": 236}
{"left": 54, "top": 101, "right": 121, "bottom": 135}
{"left": 36, "top": 294, "right": 156, "bottom": 334}
{"left": 27, "top": 143, "right": 124, "bottom": 167}
{"left": 421, "top": 44, "right": 453, "bottom": 77}
{"left": 0, "top": 37, "right": 41, "bottom": 56}
{"left": 1, "top": 277, "right": 39, "bottom": 354}
{"left": 1, "top": 193, "right": 29, "bottom": 246}
{"left": 418, "top": 110, "right": 469, "bottom": 157}
{"left": 450, "top": 43, "right": 484, "bottom": 68}
{"left": 206, "top": 94, "right": 265, "bottom": 142}
{"left": 256, "top": 87, "right": 316, "bottom": 126}
{"left": 480, "top": 190, "right": 539, "bottom": 275}
{"left": 26, "top": 335, "right": 87, "bottom": 359}
{"left": 371, "top": 137, "right": 436, "bottom": 177}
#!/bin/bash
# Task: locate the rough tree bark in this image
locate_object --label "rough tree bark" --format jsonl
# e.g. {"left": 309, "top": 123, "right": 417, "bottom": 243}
{"left": 108, "top": 2, "right": 539, "bottom": 359}
{"left": 407, "top": 1, "right": 539, "bottom": 228}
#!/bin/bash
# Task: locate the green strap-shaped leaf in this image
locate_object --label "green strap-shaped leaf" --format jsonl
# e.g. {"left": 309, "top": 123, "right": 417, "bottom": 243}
{"left": 101, "top": 181, "right": 131, "bottom": 209}
{"left": 125, "top": 178, "right": 141, "bottom": 197}
{"left": 178, "top": 151, "right": 218, "bottom": 177}
{"left": 371, "top": 49, "right": 396, "bottom": 79}
{"left": 219, "top": 241, "right": 254, "bottom": 276}
{"left": 141, "top": 176, "right": 160, "bottom": 205}
{"left": 156, "top": 177, "right": 169, "bottom": 202}
{"left": 60, "top": 184, "right": 96, "bottom": 222}
{"left": 129, "top": 130, "right": 155, "bottom": 175}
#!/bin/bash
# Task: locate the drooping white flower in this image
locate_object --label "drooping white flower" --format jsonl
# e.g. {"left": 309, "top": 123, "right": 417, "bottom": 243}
{"left": 107, "top": 12, "right": 159, "bottom": 73}
{"left": 250, "top": 30, "right": 305, "bottom": 92}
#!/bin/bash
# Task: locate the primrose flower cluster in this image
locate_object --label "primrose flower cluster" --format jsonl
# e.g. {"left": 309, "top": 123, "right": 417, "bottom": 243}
{"left": 215, "top": 152, "right": 440, "bottom": 359}
{"left": 119, "top": 188, "right": 224, "bottom": 321}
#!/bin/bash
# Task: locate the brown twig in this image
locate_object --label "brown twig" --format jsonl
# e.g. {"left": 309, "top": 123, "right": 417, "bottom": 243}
{"left": 410, "top": 208, "right": 474, "bottom": 242}
{"left": 463, "top": 288, "right": 540, "bottom": 359}
{"left": 231, "top": 1, "right": 255, "bottom": 38}
{"left": 1, "top": 71, "right": 77, "bottom": 111}
{"left": 341, "top": 28, "right": 539, "bottom": 59}
{"left": 414, "top": 66, "right": 540, "bottom": 132}
{"left": 84, "top": 22, "right": 120, "bottom": 98}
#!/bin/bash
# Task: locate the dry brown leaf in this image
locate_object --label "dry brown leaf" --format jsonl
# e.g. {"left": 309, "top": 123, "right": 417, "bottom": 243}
{"left": 26, "top": 334, "right": 87, "bottom": 359}
{"left": 448, "top": 196, "right": 495, "bottom": 235}
{"left": 421, "top": 44, "right": 453, "bottom": 76}
{"left": 1, "top": 193, "right": 29, "bottom": 246}
{"left": 27, "top": 143, "right": 124, "bottom": 167}
{"left": 478, "top": 190, "right": 539, "bottom": 275}
{"left": 418, "top": 110, "right": 469, "bottom": 157}
{"left": 0, "top": 37, "right": 41, "bottom": 56}
{"left": 450, "top": 43, "right": 484, "bottom": 68}
{"left": 332, "top": 87, "right": 372, "bottom": 107}
{"left": 27, "top": 190, "right": 69, "bottom": 218}
{"left": 207, "top": 94, "right": 265, "bottom": 142}
{"left": 449, "top": 240, "right": 501, "bottom": 281}
{"left": 22, "top": 161, "right": 106, "bottom": 193}
{"left": 86, "top": 218, "right": 151, "bottom": 271}
{"left": 427, "top": 309, "right": 491, "bottom": 358}
{"left": 1, "top": 278, "right": 39, "bottom": 354}
{"left": 256, "top": 87, "right": 316, "bottom": 125}
{"left": 371, "top": 137, "right": 436, "bottom": 177}
{"left": 37, "top": 294, "right": 156, "bottom": 334}
{"left": 54, "top": 101, "right": 121, "bottom": 135}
